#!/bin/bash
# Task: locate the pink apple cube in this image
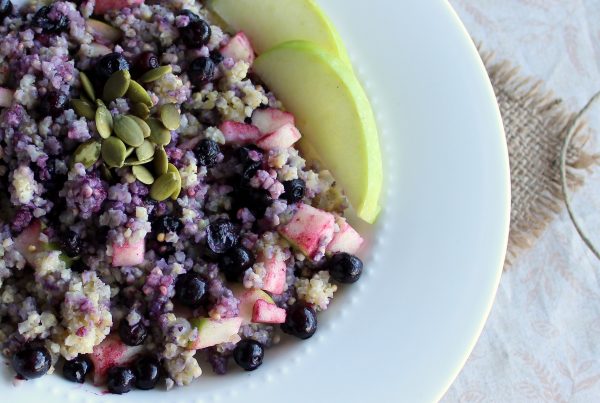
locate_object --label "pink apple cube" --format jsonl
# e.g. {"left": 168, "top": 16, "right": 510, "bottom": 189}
{"left": 219, "top": 121, "right": 262, "bottom": 144}
{"left": 279, "top": 204, "right": 335, "bottom": 258}
{"left": 90, "top": 336, "right": 143, "bottom": 385}
{"left": 220, "top": 32, "right": 255, "bottom": 64}
{"left": 256, "top": 123, "right": 301, "bottom": 150}
{"left": 14, "top": 220, "right": 43, "bottom": 265}
{"left": 326, "top": 220, "right": 364, "bottom": 255}
{"left": 112, "top": 239, "right": 145, "bottom": 267}
{"left": 252, "top": 299, "right": 286, "bottom": 324}
{"left": 236, "top": 288, "right": 274, "bottom": 325}
{"left": 261, "top": 252, "right": 287, "bottom": 295}
{"left": 0, "top": 87, "right": 14, "bottom": 108}
{"left": 251, "top": 108, "right": 295, "bottom": 135}
{"left": 94, "top": 0, "right": 144, "bottom": 15}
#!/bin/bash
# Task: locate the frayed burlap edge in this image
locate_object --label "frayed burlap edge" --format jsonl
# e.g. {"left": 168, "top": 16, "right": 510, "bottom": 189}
{"left": 478, "top": 49, "right": 600, "bottom": 267}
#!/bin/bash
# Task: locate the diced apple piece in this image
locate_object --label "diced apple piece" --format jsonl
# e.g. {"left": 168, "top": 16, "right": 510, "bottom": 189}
{"left": 252, "top": 299, "right": 286, "bottom": 324}
{"left": 251, "top": 108, "right": 295, "bottom": 134}
{"left": 256, "top": 122, "right": 301, "bottom": 151}
{"left": 188, "top": 317, "right": 243, "bottom": 350}
{"left": 279, "top": 204, "right": 335, "bottom": 258}
{"left": 112, "top": 239, "right": 145, "bottom": 267}
{"left": 0, "top": 87, "right": 14, "bottom": 108}
{"left": 89, "top": 336, "right": 143, "bottom": 386}
{"left": 220, "top": 32, "right": 255, "bottom": 64}
{"left": 79, "top": 43, "right": 113, "bottom": 59}
{"left": 326, "top": 220, "right": 364, "bottom": 255}
{"left": 86, "top": 19, "right": 123, "bottom": 44}
{"left": 94, "top": 0, "right": 144, "bottom": 15}
{"left": 14, "top": 220, "right": 43, "bottom": 265}
{"left": 261, "top": 251, "right": 287, "bottom": 295}
{"left": 219, "top": 121, "right": 262, "bottom": 144}
{"left": 235, "top": 288, "right": 275, "bottom": 325}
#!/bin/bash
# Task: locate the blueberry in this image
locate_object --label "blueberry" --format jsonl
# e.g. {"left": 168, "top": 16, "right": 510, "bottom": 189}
{"left": 236, "top": 145, "right": 263, "bottom": 181}
{"left": 281, "top": 179, "right": 305, "bottom": 204}
{"left": 133, "top": 51, "right": 159, "bottom": 76}
{"left": 206, "top": 219, "right": 239, "bottom": 254}
{"left": 94, "top": 52, "right": 130, "bottom": 82}
{"left": 175, "top": 272, "right": 207, "bottom": 308}
{"left": 233, "top": 340, "right": 264, "bottom": 371}
{"left": 147, "top": 238, "right": 176, "bottom": 257}
{"left": 194, "top": 139, "right": 220, "bottom": 167}
{"left": 60, "top": 230, "right": 83, "bottom": 257}
{"left": 39, "top": 91, "right": 68, "bottom": 118}
{"left": 70, "top": 259, "right": 87, "bottom": 273}
{"left": 328, "top": 253, "right": 363, "bottom": 284}
{"left": 154, "top": 215, "right": 181, "bottom": 234}
{"left": 132, "top": 355, "right": 161, "bottom": 390}
{"left": 63, "top": 356, "right": 93, "bottom": 384}
{"left": 118, "top": 318, "right": 148, "bottom": 346}
{"left": 281, "top": 303, "right": 317, "bottom": 340}
{"left": 0, "top": 0, "right": 13, "bottom": 19}
{"left": 209, "top": 50, "right": 224, "bottom": 64}
{"left": 220, "top": 246, "right": 254, "bottom": 282}
{"left": 179, "top": 18, "right": 211, "bottom": 48}
{"left": 11, "top": 345, "right": 51, "bottom": 379}
{"left": 106, "top": 366, "right": 135, "bottom": 394}
{"left": 178, "top": 10, "right": 201, "bottom": 24}
{"left": 188, "top": 57, "right": 216, "bottom": 87}
{"left": 33, "top": 6, "right": 69, "bottom": 34}
{"left": 234, "top": 186, "right": 272, "bottom": 218}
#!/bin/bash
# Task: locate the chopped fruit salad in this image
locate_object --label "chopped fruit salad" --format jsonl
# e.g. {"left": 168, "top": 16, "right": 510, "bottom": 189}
{"left": 0, "top": 0, "right": 377, "bottom": 394}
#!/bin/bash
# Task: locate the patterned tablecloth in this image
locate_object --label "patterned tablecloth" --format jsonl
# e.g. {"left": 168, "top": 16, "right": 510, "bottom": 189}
{"left": 442, "top": 1, "right": 600, "bottom": 402}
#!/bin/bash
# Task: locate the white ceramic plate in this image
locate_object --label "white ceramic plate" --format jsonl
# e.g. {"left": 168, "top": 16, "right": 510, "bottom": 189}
{"left": 2, "top": 0, "right": 509, "bottom": 401}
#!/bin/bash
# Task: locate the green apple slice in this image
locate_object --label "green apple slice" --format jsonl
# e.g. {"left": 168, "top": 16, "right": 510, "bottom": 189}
{"left": 254, "top": 41, "right": 382, "bottom": 223}
{"left": 206, "top": 0, "right": 351, "bottom": 65}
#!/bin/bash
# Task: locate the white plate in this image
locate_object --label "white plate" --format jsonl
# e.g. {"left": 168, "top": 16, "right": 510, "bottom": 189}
{"left": 2, "top": 0, "right": 509, "bottom": 401}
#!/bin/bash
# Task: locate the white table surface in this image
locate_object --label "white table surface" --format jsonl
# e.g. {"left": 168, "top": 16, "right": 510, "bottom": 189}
{"left": 443, "top": 1, "right": 600, "bottom": 402}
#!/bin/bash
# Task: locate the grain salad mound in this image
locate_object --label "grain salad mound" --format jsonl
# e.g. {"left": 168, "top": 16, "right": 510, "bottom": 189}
{"left": 0, "top": 0, "right": 366, "bottom": 393}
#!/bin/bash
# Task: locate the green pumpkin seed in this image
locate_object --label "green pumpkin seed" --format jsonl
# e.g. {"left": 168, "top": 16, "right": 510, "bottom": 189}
{"left": 159, "top": 103, "right": 181, "bottom": 130}
{"left": 124, "top": 155, "right": 154, "bottom": 166}
{"left": 103, "top": 69, "right": 131, "bottom": 102}
{"left": 127, "top": 80, "right": 153, "bottom": 107}
{"left": 113, "top": 115, "right": 145, "bottom": 147}
{"left": 128, "top": 115, "right": 151, "bottom": 138}
{"left": 150, "top": 172, "right": 178, "bottom": 201}
{"left": 96, "top": 99, "right": 106, "bottom": 108}
{"left": 124, "top": 146, "right": 135, "bottom": 158}
{"left": 167, "top": 163, "right": 182, "bottom": 200}
{"left": 73, "top": 140, "right": 101, "bottom": 168}
{"left": 72, "top": 98, "right": 96, "bottom": 120}
{"left": 147, "top": 118, "right": 172, "bottom": 146}
{"left": 100, "top": 164, "right": 113, "bottom": 181}
{"left": 101, "top": 137, "right": 127, "bottom": 168}
{"left": 132, "top": 165, "right": 155, "bottom": 185}
{"left": 95, "top": 105, "right": 113, "bottom": 139}
{"left": 136, "top": 140, "right": 155, "bottom": 161}
{"left": 131, "top": 102, "right": 150, "bottom": 120}
{"left": 139, "top": 65, "right": 172, "bottom": 83}
{"left": 153, "top": 146, "right": 168, "bottom": 176}
{"left": 79, "top": 71, "right": 96, "bottom": 101}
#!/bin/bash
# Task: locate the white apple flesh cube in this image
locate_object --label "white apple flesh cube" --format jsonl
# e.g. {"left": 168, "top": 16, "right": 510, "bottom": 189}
{"left": 279, "top": 203, "right": 335, "bottom": 258}
{"left": 251, "top": 108, "right": 295, "bottom": 134}
{"left": 0, "top": 87, "right": 14, "bottom": 108}
{"left": 86, "top": 19, "right": 123, "bottom": 44}
{"left": 220, "top": 32, "right": 255, "bottom": 65}
{"left": 235, "top": 288, "right": 275, "bottom": 325}
{"left": 219, "top": 121, "right": 262, "bottom": 144}
{"left": 326, "top": 220, "right": 364, "bottom": 255}
{"left": 256, "top": 122, "right": 302, "bottom": 150}
{"left": 261, "top": 252, "right": 287, "bottom": 294}
{"left": 90, "top": 335, "right": 143, "bottom": 385}
{"left": 94, "top": 0, "right": 144, "bottom": 15}
{"left": 252, "top": 299, "right": 286, "bottom": 324}
{"left": 187, "top": 317, "right": 243, "bottom": 350}
{"left": 14, "top": 220, "right": 43, "bottom": 265}
{"left": 112, "top": 238, "right": 145, "bottom": 267}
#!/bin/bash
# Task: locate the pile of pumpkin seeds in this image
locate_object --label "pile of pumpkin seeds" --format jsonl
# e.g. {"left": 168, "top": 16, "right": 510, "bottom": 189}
{"left": 72, "top": 65, "right": 185, "bottom": 202}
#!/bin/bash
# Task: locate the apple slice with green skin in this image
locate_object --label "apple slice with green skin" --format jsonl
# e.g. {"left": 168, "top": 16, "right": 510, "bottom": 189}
{"left": 206, "top": 0, "right": 350, "bottom": 65}
{"left": 254, "top": 41, "right": 382, "bottom": 223}
{"left": 233, "top": 287, "right": 275, "bottom": 325}
{"left": 188, "top": 317, "right": 243, "bottom": 350}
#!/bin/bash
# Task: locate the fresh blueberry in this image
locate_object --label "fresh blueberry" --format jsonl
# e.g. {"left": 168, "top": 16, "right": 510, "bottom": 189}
{"left": 39, "top": 91, "right": 68, "bottom": 118}
{"left": 132, "top": 355, "right": 161, "bottom": 390}
{"left": 188, "top": 57, "right": 216, "bottom": 87}
{"left": 70, "top": 259, "right": 87, "bottom": 273}
{"left": 194, "top": 139, "right": 220, "bottom": 167}
{"left": 281, "top": 303, "right": 317, "bottom": 340}
{"left": 209, "top": 50, "right": 224, "bottom": 64}
{"left": 11, "top": 345, "right": 51, "bottom": 379}
{"left": 281, "top": 179, "right": 306, "bottom": 204}
{"left": 118, "top": 318, "right": 148, "bottom": 346}
{"left": 94, "top": 52, "right": 130, "bottom": 82}
{"left": 175, "top": 272, "right": 207, "bottom": 308}
{"left": 0, "top": 0, "right": 13, "bottom": 19}
{"left": 220, "top": 246, "right": 254, "bottom": 282}
{"left": 178, "top": 10, "right": 201, "bottom": 24}
{"left": 60, "top": 230, "right": 83, "bottom": 257}
{"left": 328, "top": 253, "right": 363, "bottom": 284}
{"left": 234, "top": 186, "right": 272, "bottom": 219}
{"left": 206, "top": 219, "right": 239, "bottom": 254}
{"left": 133, "top": 51, "right": 159, "bottom": 76}
{"left": 179, "top": 18, "right": 211, "bottom": 48}
{"left": 154, "top": 215, "right": 181, "bottom": 234}
{"left": 106, "top": 366, "right": 136, "bottom": 394}
{"left": 63, "top": 355, "right": 93, "bottom": 384}
{"left": 233, "top": 339, "right": 264, "bottom": 371}
{"left": 33, "top": 6, "right": 69, "bottom": 34}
